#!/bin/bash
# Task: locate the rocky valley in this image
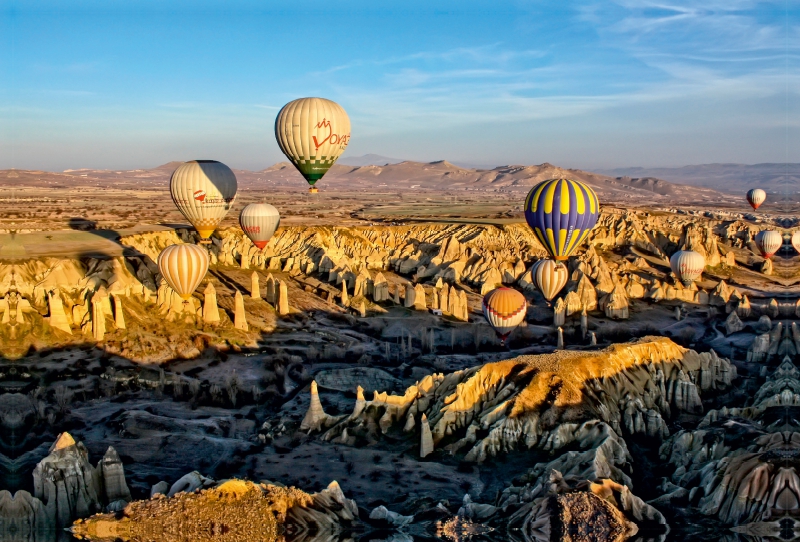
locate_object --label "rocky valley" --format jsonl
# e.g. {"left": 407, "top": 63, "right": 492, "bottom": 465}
{"left": 1, "top": 168, "right": 800, "bottom": 542}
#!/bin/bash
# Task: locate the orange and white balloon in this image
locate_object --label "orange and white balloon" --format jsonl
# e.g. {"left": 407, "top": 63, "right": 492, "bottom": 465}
{"left": 531, "top": 259, "right": 568, "bottom": 301}
{"left": 157, "top": 244, "right": 210, "bottom": 300}
{"left": 792, "top": 231, "right": 800, "bottom": 254}
{"left": 755, "top": 230, "right": 782, "bottom": 259}
{"left": 482, "top": 287, "right": 527, "bottom": 342}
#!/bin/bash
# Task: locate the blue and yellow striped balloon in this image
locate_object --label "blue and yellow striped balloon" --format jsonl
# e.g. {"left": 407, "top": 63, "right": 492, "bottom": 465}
{"left": 524, "top": 179, "right": 600, "bottom": 261}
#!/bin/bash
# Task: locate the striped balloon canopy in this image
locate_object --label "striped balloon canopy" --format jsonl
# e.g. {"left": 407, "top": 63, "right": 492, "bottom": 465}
{"left": 482, "top": 287, "right": 527, "bottom": 343}
{"left": 524, "top": 179, "right": 600, "bottom": 261}
{"left": 755, "top": 230, "right": 782, "bottom": 259}
{"left": 157, "top": 244, "right": 210, "bottom": 301}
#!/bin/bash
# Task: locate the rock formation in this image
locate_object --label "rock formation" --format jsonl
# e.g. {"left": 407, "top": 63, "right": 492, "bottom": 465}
{"left": 72, "top": 479, "right": 359, "bottom": 542}
{"left": 265, "top": 274, "right": 277, "bottom": 304}
{"left": 47, "top": 290, "right": 72, "bottom": 334}
{"left": 314, "top": 337, "right": 734, "bottom": 466}
{"left": 91, "top": 288, "right": 108, "bottom": 341}
{"left": 301, "top": 381, "right": 336, "bottom": 433}
{"left": 250, "top": 271, "right": 260, "bottom": 299}
{"left": 373, "top": 272, "right": 389, "bottom": 302}
{"left": 724, "top": 310, "right": 744, "bottom": 334}
{"left": 420, "top": 413, "right": 434, "bottom": 458}
{"left": 234, "top": 291, "right": 248, "bottom": 331}
{"left": 202, "top": 283, "right": 220, "bottom": 324}
{"left": 413, "top": 284, "right": 427, "bottom": 311}
{"left": 604, "top": 283, "right": 629, "bottom": 319}
{"left": 661, "top": 356, "right": 800, "bottom": 527}
{"left": 277, "top": 279, "right": 289, "bottom": 316}
{"left": 553, "top": 298, "right": 566, "bottom": 327}
{"left": 32, "top": 432, "right": 131, "bottom": 529}
{"left": 112, "top": 294, "right": 125, "bottom": 330}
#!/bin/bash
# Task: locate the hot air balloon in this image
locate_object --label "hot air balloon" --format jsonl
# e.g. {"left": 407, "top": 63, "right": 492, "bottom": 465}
{"left": 170, "top": 160, "right": 237, "bottom": 241}
{"left": 157, "top": 244, "right": 210, "bottom": 301}
{"left": 482, "top": 287, "right": 527, "bottom": 344}
{"left": 669, "top": 250, "right": 705, "bottom": 286}
{"left": 792, "top": 231, "right": 800, "bottom": 254}
{"left": 531, "top": 259, "right": 568, "bottom": 301}
{"left": 275, "top": 97, "right": 351, "bottom": 193}
{"left": 525, "top": 179, "right": 600, "bottom": 261}
{"left": 240, "top": 203, "right": 280, "bottom": 250}
{"left": 746, "top": 188, "right": 766, "bottom": 210}
{"left": 755, "top": 230, "right": 782, "bottom": 259}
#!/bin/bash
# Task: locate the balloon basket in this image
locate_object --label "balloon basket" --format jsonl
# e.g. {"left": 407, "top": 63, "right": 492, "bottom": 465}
{"left": 198, "top": 239, "right": 212, "bottom": 245}
{"left": 309, "top": 187, "right": 318, "bottom": 194}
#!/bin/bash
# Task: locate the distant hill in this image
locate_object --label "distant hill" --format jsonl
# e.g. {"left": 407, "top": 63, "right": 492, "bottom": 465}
{"left": 597, "top": 163, "right": 800, "bottom": 194}
{"left": 256, "top": 160, "right": 726, "bottom": 204}
{"left": 336, "top": 154, "right": 404, "bottom": 166}
{"left": 4, "top": 159, "right": 731, "bottom": 206}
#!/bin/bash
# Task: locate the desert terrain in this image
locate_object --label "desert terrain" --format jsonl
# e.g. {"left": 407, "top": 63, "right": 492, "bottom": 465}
{"left": 1, "top": 160, "right": 800, "bottom": 542}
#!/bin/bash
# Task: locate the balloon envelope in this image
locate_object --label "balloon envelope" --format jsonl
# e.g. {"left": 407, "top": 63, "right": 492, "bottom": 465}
{"left": 157, "top": 244, "right": 210, "bottom": 300}
{"left": 170, "top": 160, "right": 237, "bottom": 239}
{"left": 746, "top": 188, "right": 766, "bottom": 210}
{"left": 532, "top": 259, "right": 568, "bottom": 301}
{"left": 792, "top": 231, "right": 800, "bottom": 254}
{"left": 669, "top": 250, "right": 705, "bottom": 285}
{"left": 755, "top": 230, "right": 782, "bottom": 259}
{"left": 482, "top": 287, "right": 527, "bottom": 341}
{"left": 524, "top": 179, "right": 600, "bottom": 261}
{"left": 275, "top": 98, "right": 351, "bottom": 188}
{"left": 240, "top": 203, "right": 281, "bottom": 250}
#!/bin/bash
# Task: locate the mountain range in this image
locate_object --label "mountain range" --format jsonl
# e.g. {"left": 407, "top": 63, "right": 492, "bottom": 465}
{"left": 597, "top": 163, "right": 800, "bottom": 194}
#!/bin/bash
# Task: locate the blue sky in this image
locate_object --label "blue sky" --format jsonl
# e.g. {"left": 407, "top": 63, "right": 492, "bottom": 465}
{"left": 1, "top": 0, "right": 797, "bottom": 170}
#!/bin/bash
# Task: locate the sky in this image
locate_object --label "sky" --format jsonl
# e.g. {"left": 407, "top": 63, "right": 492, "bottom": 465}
{"left": 0, "top": 0, "right": 797, "bottom": 171}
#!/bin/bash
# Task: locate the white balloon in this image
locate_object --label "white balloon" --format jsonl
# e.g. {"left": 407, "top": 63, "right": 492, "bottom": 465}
{"left": 670, "top": 250, "right": 705, "bottom": 285}
{"left": 157, "top": 244, "right": 210, "bottom": 300}
{"left": 746, "top": 188, "right": 766, "bottom": 209}
{"left": 170, "top": 160, "right": 238, "bottom": 239}
{"left": 531, "top": 259, "right": 568, "bottom": 301}
{"left": 240, "top": 203, "right": 281, "bottom": 250}
{"left": 755, "top": 230, "right": 782, "bottom": 259}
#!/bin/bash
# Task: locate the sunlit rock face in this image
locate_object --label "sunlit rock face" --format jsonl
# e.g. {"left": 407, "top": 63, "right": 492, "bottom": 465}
{"left": 71, "top": 479, "right": 359, "bottom": 542}
{"left": 305, "top": 337, "right": 734, "bottom": 469}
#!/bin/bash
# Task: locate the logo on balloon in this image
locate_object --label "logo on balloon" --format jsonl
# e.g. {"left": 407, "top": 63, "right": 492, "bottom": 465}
{"left": 193, "top": 190, "right": 206, "bottom": 202}
{"left": 313, "top": 119, "right": 350, "bottom": 150}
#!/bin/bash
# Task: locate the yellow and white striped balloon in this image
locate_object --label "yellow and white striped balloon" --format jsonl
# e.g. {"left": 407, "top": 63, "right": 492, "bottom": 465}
{"left": 157, "top": 244, "right": 210, "bottom": 300}
{"left": 275, "top": 98, "right": 350, "bottom": 190}
{"left": 531, "top": 259, "right": 568, "bottom": 301}
{"left": 170, "top": 160, "right": 238, "bottom": 239}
